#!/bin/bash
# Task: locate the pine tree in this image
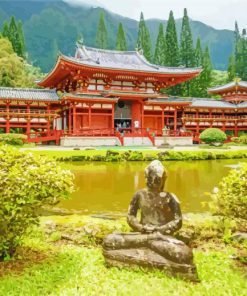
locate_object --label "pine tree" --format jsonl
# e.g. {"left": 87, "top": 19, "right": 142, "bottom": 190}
{"left": 154, "top": 23, "right": 166, "bottom": 65}
{"left": 116, "top": 23, "right": 127, "bottom": 51}
{"left": 165, "top": 11, "right": 179, "bottom": 67}
{"left": 194, "top": 37, "right": 203, "bottom": 66}
{"left": 180, "top": 9, "right": 195, "bottom": 67}
{"left": 2, "top": 21, "right": 9, "bottom": 39}
{"left": 136, "top": 12, "right": 152, "bottom": 61}
{"left": 227, "top": 54, "right": 236, "bottom": 81}
{"left": 190, "top": 37, "right": 203, "bottom": 96}
{"left": 17, "top": 21, "right": 26, "bottom": 58}
{"left": 200, "top": 46, "right": 213, "bottom": 97}
{"left": 96, "top": 12, "right": 108, "bottom": 49}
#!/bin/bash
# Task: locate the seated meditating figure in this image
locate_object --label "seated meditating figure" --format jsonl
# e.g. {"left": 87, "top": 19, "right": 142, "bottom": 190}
{"left": 103, "top": 160, "right": 198, "bottom": 280}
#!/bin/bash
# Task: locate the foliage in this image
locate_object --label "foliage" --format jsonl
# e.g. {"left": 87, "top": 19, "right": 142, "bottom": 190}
{"left": 227, "top": 54, "right": 236, "bottom": 81}
{"left": 2, "top": 16, "right": 26, "bottom": 58}
{"left": 116, "top": 23, "right": 127, "bottom": 51}
{"left": 96, "top": 11, "right": 108, "bottom": 49}
{"left": 199, "top": 128, "right": 227, "bottom": 144}
{"left": 0, "top": 133, "right": 27, "bottom": 146}
{"left": 136, "top": 12, "right": 152, "bottom": 61}
{"left": 0, "top": 37, "right": 41, "bottom": 87}
{"left": 153, "top": 23, "right": 166, "bottom": 65}
{"left": 210, "top": 163, "right": 247, "bottom": 220}
{"left": 0, "top": 146, "right": 74, "bottom": 259}
{"left": 164, "top": 11, "right": 179, "bottom": 67}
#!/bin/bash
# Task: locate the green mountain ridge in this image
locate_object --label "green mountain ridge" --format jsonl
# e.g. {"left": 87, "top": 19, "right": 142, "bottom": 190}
{"left": 0, "top": 0, "right": 234, "bottom": 72}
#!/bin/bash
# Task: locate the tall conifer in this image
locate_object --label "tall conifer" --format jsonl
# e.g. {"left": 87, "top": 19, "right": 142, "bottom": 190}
{"left": 116, "top": 23, "right": 127, "bottom": 51}
{"left": 227, "top": 55, "right": 236, "bottom": 81}
{"left": 190, "top": 37, "right": 203, "bottom": 96}
{"left": 200, "top": 46, "right": 213, "bottom": 97}
{"left": 165, "top": 11, "right": 179, "bottom": 67}
{"left": 136, "top": 12, "right": 152, "bottom": 61}
{"left": 154, "top": 23, "right": 166, "bottom": 65}
{"left": 180, "top": 9, "right": 195, "bottom": 67}
{"left": 17, "top": 21, "right": 26, "bottom": 58}
{"left": 194, "top": 37, "right": 203, "bottom": 66}
{"left": 96, "top": 12, "right": 108, "bottom": 49}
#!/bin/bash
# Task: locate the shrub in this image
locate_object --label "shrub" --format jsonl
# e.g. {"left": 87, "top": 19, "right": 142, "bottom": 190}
{"left": 0, "top": 146, "right": 74, "bottom": 259}
{"left": 239, "top": 135, "right": 247, "bottom": 144}
{"left": 199, "top": 128, "right": 227, "bottom": 145}
{"left": 210, "top": 163, "right": 247, "bottom": 220}
{"left": 0, "top": 133, "right": 27, "bottom": 146}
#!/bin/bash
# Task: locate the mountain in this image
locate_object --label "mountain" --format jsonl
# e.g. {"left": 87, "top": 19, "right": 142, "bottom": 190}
{"left": 0, "top": 0, "right": 234, "bottom": 72}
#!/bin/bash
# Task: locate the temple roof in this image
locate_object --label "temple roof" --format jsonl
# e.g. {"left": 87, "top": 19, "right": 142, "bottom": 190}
{"left": 208, "top": 80, "right": 247, "bottom": 94}
{"left": 72, "top": 44, "right": 201, "bottom": 74}
{"left": 0, "top": 87, "right": 59, "bottom": 101}
{"left": 191, "top": 99, "right": 235, "bottom": 109}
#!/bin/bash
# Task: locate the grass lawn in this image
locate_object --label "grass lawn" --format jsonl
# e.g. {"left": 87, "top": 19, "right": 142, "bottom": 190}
{"left": 0, "top": 224, "right": 246, "bottom": 296}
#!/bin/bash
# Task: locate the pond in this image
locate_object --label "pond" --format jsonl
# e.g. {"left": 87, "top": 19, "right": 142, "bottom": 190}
{"left": 59, "top": 159, "right": 247, "bottom": 215}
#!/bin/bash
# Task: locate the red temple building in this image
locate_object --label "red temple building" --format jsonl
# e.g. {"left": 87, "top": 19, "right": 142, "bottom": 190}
{"left": 0, "top": 43, "right": 246, "bottom": 146}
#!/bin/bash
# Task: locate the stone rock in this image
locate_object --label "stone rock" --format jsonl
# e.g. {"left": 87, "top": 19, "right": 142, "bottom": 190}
{"left": 231, "top": 232, "right": 247, "bottom": 242}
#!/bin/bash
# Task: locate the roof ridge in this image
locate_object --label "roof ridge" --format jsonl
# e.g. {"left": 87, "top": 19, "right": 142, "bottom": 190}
{"left": 0, "top": 87, "right": 57, "bottom": 92}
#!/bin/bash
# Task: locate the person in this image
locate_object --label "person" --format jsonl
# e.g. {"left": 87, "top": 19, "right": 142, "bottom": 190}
{"left": 103, "top": 160, "right": 198, "bottom": 280}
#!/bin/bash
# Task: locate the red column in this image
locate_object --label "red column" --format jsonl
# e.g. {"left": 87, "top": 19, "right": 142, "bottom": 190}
{"left": 174, "top": 108, "right": 177, "bottom": 134}
{"left": 6, "top": 102, "right": 10, "bottom": 133}
{"left": 47, "top": 103, "right": 51, "bottom": 135}
{"left": 88, "top": 104, "right": 92, "bottom": 129}
{"left": 73, "top": 104, "right": 76, "bottom": 134}
{"left": 196, "top": 110, "right": 199, "bottom": 134}
{"left": 26, "top": 103, "right": 31, "bottom": 136}
{"left": 68, "top": 104, "right": 72, "bottom": 134}
{"left": 111, "top": 104, "right": 115, "bottom": 130}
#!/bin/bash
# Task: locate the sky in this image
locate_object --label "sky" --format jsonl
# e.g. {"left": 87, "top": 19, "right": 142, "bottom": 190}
{"left": 65, "top": 0, "right": 246, "bottom": 30}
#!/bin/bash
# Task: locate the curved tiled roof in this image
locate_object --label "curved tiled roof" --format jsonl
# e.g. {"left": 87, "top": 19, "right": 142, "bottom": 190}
{"left": 73, "top": 44, "right": 201, "bottom": 75}
{"left": 0, "top": 87, "right": 59, "bottom": 101}
{"left": 191, "top": 99, "right": 235, "bottom": 108}
{"left": 208, "top": 81, "right": 247, "bottom": 93}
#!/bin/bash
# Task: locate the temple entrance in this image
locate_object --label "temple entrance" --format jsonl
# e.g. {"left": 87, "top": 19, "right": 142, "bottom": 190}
{"left": 114, "top": 100, "right": 132, "bottom": 133}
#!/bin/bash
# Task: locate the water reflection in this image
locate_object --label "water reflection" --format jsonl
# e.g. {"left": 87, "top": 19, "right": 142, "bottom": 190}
{"left": 59, "top": 159, "right": 247, "bottom": 214}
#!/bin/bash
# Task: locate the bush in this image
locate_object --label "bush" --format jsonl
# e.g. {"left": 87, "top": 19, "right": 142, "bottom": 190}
{"left": 239, "top": 135, "right": 247, "bottom": 144}
{"left": 199, "top": 128, "right": 227, "bottom": 145}
{"left": 210, "top": 163, "right": 247, "bottom": 220}
{"left": 0, "top": 133, "right": 27, "bottom": 146}
{"left": 0, "top": 146, "right": 74, "bottom": 259}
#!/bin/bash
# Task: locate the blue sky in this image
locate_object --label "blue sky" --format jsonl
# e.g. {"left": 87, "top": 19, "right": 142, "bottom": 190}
{"left": 65, "top": 0, "right": 246, "bottom": 30}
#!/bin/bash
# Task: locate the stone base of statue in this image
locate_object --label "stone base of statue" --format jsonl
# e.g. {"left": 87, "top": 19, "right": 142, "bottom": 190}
{"left": 103, "top": 233, "right": 198, "bottom": 281}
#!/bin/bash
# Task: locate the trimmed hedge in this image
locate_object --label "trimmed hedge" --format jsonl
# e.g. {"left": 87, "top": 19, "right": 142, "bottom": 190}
{"left": 0, "top": 133, "right": 27, "bottom": 146}
{"left": 200, "top": 128, "right": 227, "bottom": 145}
{"left": 54, "top": 149, "right": 247, "bottom": 162}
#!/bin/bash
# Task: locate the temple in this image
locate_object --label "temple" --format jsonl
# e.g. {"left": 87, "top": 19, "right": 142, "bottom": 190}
{"left": 0, "top": 43, "right": 246, "bottom": 146}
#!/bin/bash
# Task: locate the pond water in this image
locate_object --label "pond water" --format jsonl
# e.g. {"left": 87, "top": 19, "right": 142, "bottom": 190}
{"left": 59, "top": 159, "right": 247, "bottom": 214}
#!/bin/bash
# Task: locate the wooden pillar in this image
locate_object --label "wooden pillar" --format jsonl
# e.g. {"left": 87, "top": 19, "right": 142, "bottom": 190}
{"left": 6, "top": 101, "right": 10, "bottom": 133}
{"left": 26, "top": 103, "right": 31, "bottom": 136}
{"left": 196, "top": 110, "right": 199, "bottom": 134}
{"left": 47, "top": 103, "right": 51, "bottom": 135}
{"left": 161, "top": 107, "right": 164, "bottom": 129}
{"left": 68, "top": 104, "right": 72, "bottom": 134}
{"left": 141, "top": 102, "right": 144, "bottom": 129}
{"left": 174, "top": 108, "right": 177, "bottom": 133}
{"left": 111, "top": 104, "right": 115, "bottom": 129}
{"left": 88, "top": 104, "right": 92, "bottom": 128}
{"left": 209, "top": 109, "right": 213, "bottom": 128}
{"left": 73, "top": 104, "right": 76, "bottom": 134}
{"left": 222, "top": 110, "right": 226, "bottom": 132}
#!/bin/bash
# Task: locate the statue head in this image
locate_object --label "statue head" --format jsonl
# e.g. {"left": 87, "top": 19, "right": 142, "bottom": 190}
{"left": 145, "top": 160, "right": 167, "bottom": 192}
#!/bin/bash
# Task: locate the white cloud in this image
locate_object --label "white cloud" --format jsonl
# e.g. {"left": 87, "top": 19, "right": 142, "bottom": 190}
{"left": 64, "top": 0, "right": 247, "bottom": 30}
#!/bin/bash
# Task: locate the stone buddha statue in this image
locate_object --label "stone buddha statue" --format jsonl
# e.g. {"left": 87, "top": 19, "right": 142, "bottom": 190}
{"left": 103, "top": 160, "right": 198, "bottom": 281}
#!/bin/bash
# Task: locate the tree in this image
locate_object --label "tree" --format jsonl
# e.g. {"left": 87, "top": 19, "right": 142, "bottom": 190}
{"left": 96, "top": 12, "right": 108, "bottom": 49}
{"left": 190, "top": 37, "right": 203, "bottom": 97}
{"left": 154, "top": 23, "right": 166, "bottom": 65}
{"left": 227, "top": 54, "right": 236, "bottom": 82}
{"left": 136, "top": 12, "right": 152, "bottom": 61}
{"left": 164, "top": 11, "right": 179, "bottom": 67}
{"left": 180, "top": 9, "right": 196, "bottom": 96}
{"left": 200, "top": 46, "right": 213, "bottom": 97}
{"left": 17, "top": 20, "right": 26, "bottom": 58}
{"left": 0, "top": 37, "right": 40, "bottom": 88}
{"left": 116, "top": 23, "right": 127, "bottom": 51}
{"left": 0, "top": 146, "right": 74, "bottom": 259}
{"left": 180, "top": 8, "right": 195, "bottom": 67}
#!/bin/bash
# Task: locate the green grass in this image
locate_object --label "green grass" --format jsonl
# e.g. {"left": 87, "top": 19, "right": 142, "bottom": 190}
{"left": 0, "top": 242, "right": 246, "bottom": 296}
{"left": 0, "top": 218, "right": 246, "bottom": 296}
